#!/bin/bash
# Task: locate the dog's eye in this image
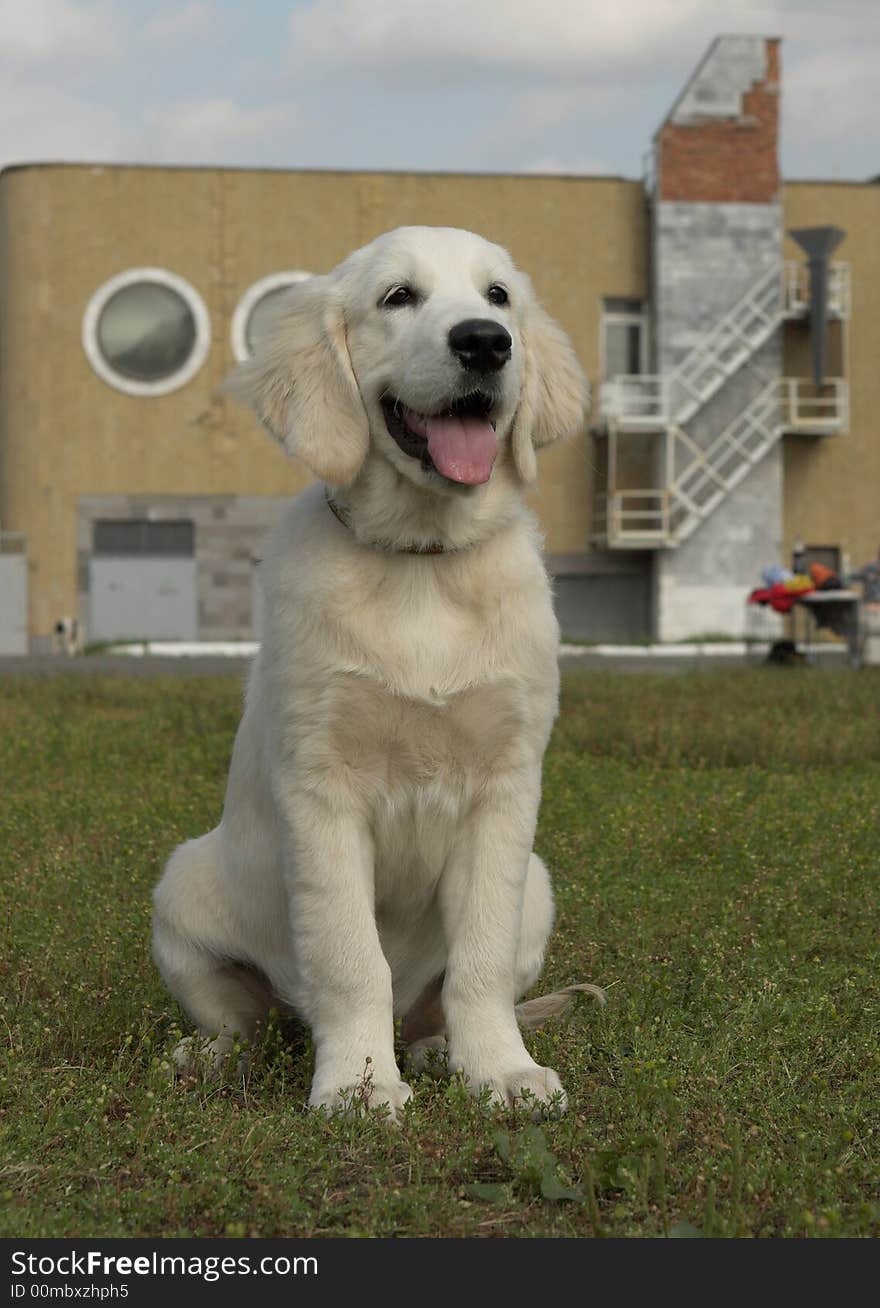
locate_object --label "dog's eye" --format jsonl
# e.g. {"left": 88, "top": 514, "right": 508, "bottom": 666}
{"left": 486, "top": 284, "right": 509, "bottom": 306}
{"left": 382, "top": 285, "right": 417, "bottom": 308}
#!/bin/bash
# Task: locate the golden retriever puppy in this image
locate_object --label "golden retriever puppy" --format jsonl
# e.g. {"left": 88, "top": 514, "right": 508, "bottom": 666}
{"left": 152, "top": 226, "right": 589, "bottom": 1117}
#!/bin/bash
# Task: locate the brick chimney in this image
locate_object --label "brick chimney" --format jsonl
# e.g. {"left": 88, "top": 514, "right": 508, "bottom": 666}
{"left": 651, "top": 35, "right": 785, "bottom": 645}
{"left": 655, "top": 35, "right": 780, "bottom": 204}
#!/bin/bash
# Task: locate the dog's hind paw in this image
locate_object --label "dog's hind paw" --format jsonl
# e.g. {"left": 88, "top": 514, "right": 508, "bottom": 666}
{"left": 405, "top": 1034, "right": 449, "bottom": 1077}
{"left": 172, "top": 1034, "right": 250, "bottom": 1081}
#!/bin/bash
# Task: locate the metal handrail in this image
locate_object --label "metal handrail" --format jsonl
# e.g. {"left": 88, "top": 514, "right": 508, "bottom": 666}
{"left": 599, "top": 261, "right": 851, "bottom": 426}
{"left": 596, "top": 377, "right": 849, "bottom": 549}
{"left": 783, "top": 260, "right": 850, "bottom": 318}
{"left": 782, "top": 376, "right": 848, "bottom": 429}
{"left": 599, "top": 374, "right": 669, "bottom": 424}
{"left": 606, "top": 490, "right": 670, "bottom": 541}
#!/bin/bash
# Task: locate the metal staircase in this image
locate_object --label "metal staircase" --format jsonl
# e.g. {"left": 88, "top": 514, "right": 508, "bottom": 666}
{"left": 594, "top": 261, "right": 850, "bottom": 549}
{"left": 669, "top": 264, "right": 782, "bottom": 424}
{"left": 598, "top": 261, "right": 849, "bottom": 430}
{"left": 668, "top": 378, "right": 848, "bottom": 543}
{"left": 594, "top": 377, "right": 848, "bottom": 549}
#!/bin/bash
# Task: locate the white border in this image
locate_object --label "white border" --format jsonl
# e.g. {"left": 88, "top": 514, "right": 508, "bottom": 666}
{"left": 599, "top": 298, "right": 650, "bottom": 380}
{"left": 231, "top": 270, "right": 312, "bottom": 363}
{"left": 82, "top": 267, "right": 211, "bottom": 397}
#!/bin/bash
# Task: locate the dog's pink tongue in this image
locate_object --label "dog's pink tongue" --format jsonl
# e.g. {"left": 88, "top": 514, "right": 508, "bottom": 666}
{"left": 424, "top": 415, "right": 497, "bottom": 485}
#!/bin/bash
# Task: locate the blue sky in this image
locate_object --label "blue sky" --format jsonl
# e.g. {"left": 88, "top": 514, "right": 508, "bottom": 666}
{"left": 1, "top": 0, "right": 877, "bottom": 180}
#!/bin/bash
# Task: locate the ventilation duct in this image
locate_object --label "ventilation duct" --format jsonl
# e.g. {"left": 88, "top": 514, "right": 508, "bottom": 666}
{"left": 788, "top": 226, "right": 845, "bottom": 386}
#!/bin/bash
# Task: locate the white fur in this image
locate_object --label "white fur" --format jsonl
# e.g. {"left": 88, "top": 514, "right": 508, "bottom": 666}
{"left": 152, "top": 226, "right": 589, "bottom": 1118}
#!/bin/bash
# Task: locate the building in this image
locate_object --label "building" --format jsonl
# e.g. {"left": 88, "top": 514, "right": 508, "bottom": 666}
{"left": 0, "top": 34, "right": 877, "bottom": 653}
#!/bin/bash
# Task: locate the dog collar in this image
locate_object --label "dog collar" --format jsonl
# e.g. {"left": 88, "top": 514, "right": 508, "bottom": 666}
{"left": 325, "top": 491, "right": 447, "bottom": 555}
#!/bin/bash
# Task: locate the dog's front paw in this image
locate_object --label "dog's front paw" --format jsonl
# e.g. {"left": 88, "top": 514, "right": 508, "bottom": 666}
{"left": 309, "top": 1073, "right": 413, "bottom": 1122}
{"left": 454, "top": 1058, "right": 568, "bottom": 1116}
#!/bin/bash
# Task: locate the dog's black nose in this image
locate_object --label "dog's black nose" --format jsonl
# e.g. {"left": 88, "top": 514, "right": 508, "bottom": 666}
{"left": 448, "top": 319, "right": 512, "bottom": 374}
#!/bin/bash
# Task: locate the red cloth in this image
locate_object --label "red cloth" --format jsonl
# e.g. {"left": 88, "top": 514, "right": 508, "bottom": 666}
{"left": 749, "top": 582, "right": 817, "bottom": 614}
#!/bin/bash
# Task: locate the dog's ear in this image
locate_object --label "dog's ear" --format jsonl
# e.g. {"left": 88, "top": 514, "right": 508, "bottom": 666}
{"left": 227, "top": 275, "right": 369, "bottom": 487}
{"left": 510, "top": 286, "right": 590, "bottom": 484}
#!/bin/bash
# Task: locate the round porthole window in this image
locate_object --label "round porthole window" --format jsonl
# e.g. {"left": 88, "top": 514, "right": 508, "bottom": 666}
{"left": 231, "top": 271, "right": 311, "bottom": 363}
{"left": 82, "top": 268, "right": 210, "bottom": 396}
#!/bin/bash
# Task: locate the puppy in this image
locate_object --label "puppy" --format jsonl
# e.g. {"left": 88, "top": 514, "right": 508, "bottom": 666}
{"left": 53, "top": 616, "right": 80, "bottom": 657}
{"left": 152, "top": 226, "right": 590, "bottom": 1117}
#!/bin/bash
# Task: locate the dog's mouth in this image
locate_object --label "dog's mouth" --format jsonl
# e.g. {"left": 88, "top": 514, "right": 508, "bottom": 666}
{"left": 381, "top": 391, "right": 498, "bottom": 485}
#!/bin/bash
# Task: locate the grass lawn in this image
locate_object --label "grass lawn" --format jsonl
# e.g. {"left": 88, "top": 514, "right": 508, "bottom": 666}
{"left": 1, "top": 666, "right": 878, "bottom": 1239}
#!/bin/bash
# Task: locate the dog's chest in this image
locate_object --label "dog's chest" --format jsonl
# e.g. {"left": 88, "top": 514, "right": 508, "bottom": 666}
{"left": 317, "top": 554, "right": 555, "bottom": 706}
{"left": 277, "top": 558, "right": 559, "bottom": 902}
{"left": 305, "top": 670, "right": 548, "bottom": 799}
{"left": 313, "top": 673, "right": 550, "bottom": 902}
{"left": 281, "top": 545, "right": 558, "bottom": 830}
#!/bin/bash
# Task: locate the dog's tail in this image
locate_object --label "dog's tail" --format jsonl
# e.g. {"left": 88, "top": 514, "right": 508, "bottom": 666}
{"left": 515, "top": 982, "right": 606, "bottom": 1030}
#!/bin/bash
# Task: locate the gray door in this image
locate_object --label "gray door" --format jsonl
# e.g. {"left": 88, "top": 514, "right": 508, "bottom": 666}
{"left": 90, "top": 557, "right": 197, "bottom": 642}
{"left": 89, "top": 519, "right": 197, "bottom": 643}
{"left": 0, "top": 544, "right": 28, "bottom": 654}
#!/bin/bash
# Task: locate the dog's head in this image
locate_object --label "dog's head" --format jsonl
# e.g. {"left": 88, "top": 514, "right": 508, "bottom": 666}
{"left": 230, "top": 226, "right": 588, "bottom": 491}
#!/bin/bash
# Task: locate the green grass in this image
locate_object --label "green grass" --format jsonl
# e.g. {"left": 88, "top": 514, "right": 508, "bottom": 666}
{"left": 1, "top": 667, "right": 878, "bottom": 1238}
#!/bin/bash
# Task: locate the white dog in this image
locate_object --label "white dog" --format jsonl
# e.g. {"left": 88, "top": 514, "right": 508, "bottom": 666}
{"left": 53, "top": 616, "right": 80, "bottom": 657}
{"left": 152, "top": 226, "right": 590, "bottom": 1118}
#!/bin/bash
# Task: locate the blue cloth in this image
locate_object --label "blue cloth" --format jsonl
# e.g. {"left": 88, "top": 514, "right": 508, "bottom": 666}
{"left": 761, "top": 564, "right": 793, "bottom": 588}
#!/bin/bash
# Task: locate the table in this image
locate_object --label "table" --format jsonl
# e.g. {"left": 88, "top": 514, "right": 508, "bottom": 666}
{"left": 796, "top": 590, "right": 862, "bottom": 667}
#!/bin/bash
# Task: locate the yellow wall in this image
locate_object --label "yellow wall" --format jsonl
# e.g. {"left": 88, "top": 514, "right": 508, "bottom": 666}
{"left": 0, "top": 164, "right": 648, "bottom": 638}
{"left": 782, "top": 182, "right": 880, "bottom": 573}
{"left": 3, "top": 163, "right": 877, "bottom": 642}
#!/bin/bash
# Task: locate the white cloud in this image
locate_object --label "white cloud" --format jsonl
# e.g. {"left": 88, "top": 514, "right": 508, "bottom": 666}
{"left": 0, "top": 1, "right": 129, "bottom": 171}
{"left": 140, "top": 2, "right": 217, "bottom": 44}
{"left": 461, "top": 83, "right": 623, "bottom": 177}
{"left": 0, "top": 0, "right": 876, "bottom": 181}
{"left": 283, "top": 0, "right": 880, "bottom": 178}
{"left": 785, "top": 46, "right": 878, "bottom": 153}
{"left": 522, "top": 155, "right": 615, "bottom": 176}
{"left": 506, "top": 90, "right": 589, "bottom": 136}
{"left": 142, "top": 98, "right": 302, "bottom": 163}
{"left": 286, "top": 0, "right": 709, "bottom": 84}
{"left": 0, "top": 0, "right": 122, "bottom": 66}
{"left": 0, "top": 78, "right": 128, "bottom": 167}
